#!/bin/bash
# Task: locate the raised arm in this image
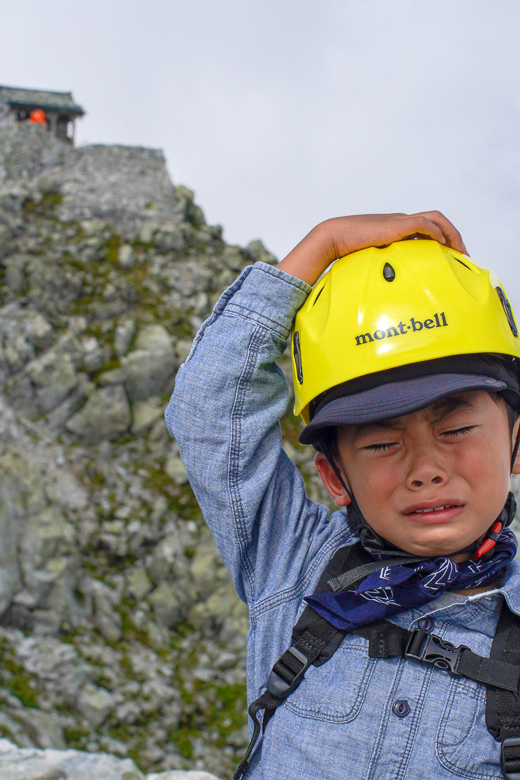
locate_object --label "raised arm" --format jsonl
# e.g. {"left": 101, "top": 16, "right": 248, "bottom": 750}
{"left": 165, "top": 212, "right": 466, "bottom": 608}
{"left": 165, "top": 262, "right": 339, "bottom": 607}
{"left": 278, "top": 211, "right": 467, "bottom": 285}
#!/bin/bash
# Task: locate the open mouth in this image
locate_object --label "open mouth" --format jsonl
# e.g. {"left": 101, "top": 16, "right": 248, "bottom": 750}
{"left": 411, "top": 505, "right": 459, "bottom": 515}
{"left": 403, "top": 503, "right": 464, "bottom": 523}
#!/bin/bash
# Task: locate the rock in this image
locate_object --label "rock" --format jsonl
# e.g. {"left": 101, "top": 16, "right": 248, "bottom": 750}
{"left": 148, "top": 530, "right": 188, "bottom": 584}
{"left": 26, "top": 350, "right": 78, "bottom": 413}
{"left": 152, "top": 224, "right": 187, "bottom": 253}
{"left": 174, "top": 339, "right": 194, "bottom": 364}
{"left": 173, "top": 185, "right": 206, "bottom": 228}
{"left": 25, "top": 313, "right": 54, "bottom": 350}
{"left": 66, "top": 385, "right": 131, "bottom": 443}
{"left": 0, "top": 465, "right": 25, "bottom": 611}
{"left": 77, "top": 683, "right": 115, "bottom": 728}
{"left": 246, "top": 238, "right": 277, "bottom": 265}
{"left": 3, "top": 372, "right": 37, "bottom": 420}
{"left": 114, "top": 318, "right": 136, "bottom": 358}
{"left": 0, "top": 224, "right": 14, "bottom": 260}
{"left": 56, "top": 144, "right": 179, "bottom": 229}
{"left": 6, "top": 336, "right": 35, "bottom": 375}
{"left": 6, "top": 706, "right": 66, "bottom": 749}
{"left": 0, "top": 450, "right": 78, "bottom": 617}
{"left": 0, "top": 123, "right": 70, "bottom": 187}
{"left": 45, "top": 470, "right": 88, "bottom": 513}
{"left": 0, "top": 738, "right": 145, "bottom": 780}
{"left": 121, "top": 325, "right": 176, "bottom": 402}
{"left": 118, "top": 244, "right": 134, "bottom": 268}
{"left": 164, "top": 457, "right": 188, "bottom": 486}
{"left": 126, "top": 567, "right": 153, "bottom": 600}
{"left": 46, "top": 375, "right": 92, "bottom": 431}
{"left": 149, "top": 582, "right": 185, "bottom": 629}
{"left": 149, "top": 773, "right": 221, "bottom": 780}
{"left": 0, "top": 393, "right": 22, "bottom": 444}
{"left": 28, "top": 257, "right": 84, "bottom": 315}
{"left": 15, "top": 635, "right": 92, "bottom": 706}
{"left": 0, "top": 712, "right": 35, "bottom": 748}
{"left": 4, "top": 254, "right": 28, "bottom": 293}
{"left": 82, "top": 579, "right": 123, "bottom": 643}
{"left": 0, "top": 122, "right": 254, "bottom": 779}
{"left": 81, "top": 336, "right": 105, "bottom": 372}
{"left": 19, "top": 504, "right": 76, "bottom": 606}
{"left": 131, "top": 397, "right": 164, "bottom": 435}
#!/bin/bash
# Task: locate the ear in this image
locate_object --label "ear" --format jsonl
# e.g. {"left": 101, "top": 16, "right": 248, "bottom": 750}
{"left": 512, "top": 417, "right": 520, "bottom": 475}
{"left": 314, "top": 452, "right": 352, "bottom": 506}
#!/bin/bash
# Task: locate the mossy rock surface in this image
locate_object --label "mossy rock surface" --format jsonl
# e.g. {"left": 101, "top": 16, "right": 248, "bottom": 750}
{"left": 0, "top": 122, "right": 292, "bottom": 779}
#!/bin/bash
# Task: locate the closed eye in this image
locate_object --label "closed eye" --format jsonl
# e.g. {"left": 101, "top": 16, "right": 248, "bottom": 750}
{"left": 364, "top": 442, "right": 398, "bottom": 452}
{"left": 441, "top": 426, "right": 474, "bottom": 438}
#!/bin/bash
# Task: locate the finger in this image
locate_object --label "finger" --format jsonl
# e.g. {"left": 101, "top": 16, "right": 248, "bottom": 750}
{"left": 414, "top": 210, "right": 468, "bottom": 255}
{"left": 381, "top": 215, "right": 448, "bottom": 246}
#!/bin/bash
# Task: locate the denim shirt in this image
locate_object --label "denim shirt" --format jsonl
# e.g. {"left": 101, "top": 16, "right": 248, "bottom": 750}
{"left": 166, "top": 261, "right": 520, "bottom": 780}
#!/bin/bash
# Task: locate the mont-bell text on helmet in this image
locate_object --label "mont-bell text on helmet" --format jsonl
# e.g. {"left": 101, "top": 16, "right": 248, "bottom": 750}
{"left": 355, "top": 312, "right": 448, "bottom": 346}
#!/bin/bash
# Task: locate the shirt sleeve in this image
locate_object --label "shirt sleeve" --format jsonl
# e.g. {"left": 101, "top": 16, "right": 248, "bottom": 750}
{"left": 165, "top": 262, "right": 353, "bottom": 607}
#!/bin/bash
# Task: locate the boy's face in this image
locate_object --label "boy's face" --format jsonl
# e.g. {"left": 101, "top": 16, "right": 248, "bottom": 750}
{"left": 315, "top": 391, "right": 520, "bottom": 558}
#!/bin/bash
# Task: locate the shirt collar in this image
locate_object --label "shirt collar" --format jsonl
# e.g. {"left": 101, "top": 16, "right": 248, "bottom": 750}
{"left": 497, "top": 559, "right": 520, "bottom": 616}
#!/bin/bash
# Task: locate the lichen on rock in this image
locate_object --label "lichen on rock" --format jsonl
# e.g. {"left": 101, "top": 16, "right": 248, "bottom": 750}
{"left": 0, "top": 121, "right": 320, "bottom": 779}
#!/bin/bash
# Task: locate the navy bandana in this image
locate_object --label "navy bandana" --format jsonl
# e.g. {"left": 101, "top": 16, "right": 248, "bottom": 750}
{"left": 306, "top": 529, "right": 517, "bottom": 632}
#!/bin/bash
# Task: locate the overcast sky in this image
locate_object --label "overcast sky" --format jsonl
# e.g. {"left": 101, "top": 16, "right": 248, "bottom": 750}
{"left": 2, "top": 1, "right": 520, "bottom": 307}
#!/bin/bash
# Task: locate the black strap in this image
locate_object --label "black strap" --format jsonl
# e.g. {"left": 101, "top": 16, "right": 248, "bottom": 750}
{"left": 328, "top": 555, "right": 427, "bottom": 593}
{"left": 486, "top": 604, "right": 520, "bottom": 779}
{"left": 233, "top": 544, "right": 367, "bottom": 779}
{"left": 234, "top": 542, "right": 520, "bottom": 780}
{"left": 353, "top": 620, "right": 520, "bottom": 693}
{"left": 233, "top": 690, "right": 280, "bottom": 779}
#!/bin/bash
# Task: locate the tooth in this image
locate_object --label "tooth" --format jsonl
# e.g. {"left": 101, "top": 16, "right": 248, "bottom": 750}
{"left": 414, "top": 506, "right": 452, "bottom": 513}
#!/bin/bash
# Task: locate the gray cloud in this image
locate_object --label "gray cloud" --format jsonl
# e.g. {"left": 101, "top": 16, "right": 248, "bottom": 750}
{"left": 2, "top": 0, "right": 520, "bottom": 306}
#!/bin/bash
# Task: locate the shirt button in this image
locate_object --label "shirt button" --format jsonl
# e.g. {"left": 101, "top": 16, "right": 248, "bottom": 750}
{"left": 418, "top": 617, "right": 434, "bottom": 632}
{"left": 392, "top": 699, "right": 411, "bottom": 718}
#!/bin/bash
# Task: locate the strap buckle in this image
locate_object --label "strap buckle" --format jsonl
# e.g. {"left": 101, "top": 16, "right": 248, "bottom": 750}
{"left": 405, "top": 629, "right": 468, "bottom": 674}
{"left": 502, "top": 737, "right": 520, "bottom": 779}
{"left": 266, "top": 646, "right": 311, "bottom": 699}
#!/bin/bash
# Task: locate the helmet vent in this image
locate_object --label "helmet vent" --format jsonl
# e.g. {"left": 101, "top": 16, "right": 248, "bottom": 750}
{"left": 293, "top": 331, "right": 303, "bottom": 383}
{"left": 496, "top": 287, "right": 518, "bottom": 337}
{"left": 453, "top": 255, "right": 472, "bottom": 271}
{"left": 383, "top": 263, "right": 395, "bottom": 282}
{"left": 312, "top": 286, "right": 325, "bottom": 307}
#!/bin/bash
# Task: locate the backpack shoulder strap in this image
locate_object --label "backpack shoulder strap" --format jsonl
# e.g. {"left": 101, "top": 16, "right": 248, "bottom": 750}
{"left": 290, "top": 541, "right": 371, "bottom": 665}
{"left": 233, "top": 541, "right": 366, "bottom": 780}
{"left": 486, "top": 601, "right": 520, "bottom": 779}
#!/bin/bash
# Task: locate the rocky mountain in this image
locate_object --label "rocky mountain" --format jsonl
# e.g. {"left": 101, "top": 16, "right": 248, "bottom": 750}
{"left": 0, "top": 122, "right": 303, "bottom": 780}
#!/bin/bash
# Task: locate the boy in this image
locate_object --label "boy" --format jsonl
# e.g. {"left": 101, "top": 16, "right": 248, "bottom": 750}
{"left": 166, "top": 213, "right": 520, "bottom": 779}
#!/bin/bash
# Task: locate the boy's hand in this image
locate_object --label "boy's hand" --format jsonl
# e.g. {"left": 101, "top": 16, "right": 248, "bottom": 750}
{"left": 278, "top": 211, "right": 467, "bottom": 286}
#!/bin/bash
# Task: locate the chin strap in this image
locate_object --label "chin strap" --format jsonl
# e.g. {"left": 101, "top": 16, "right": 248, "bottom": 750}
{"left": 512, "top": 426, "right": 520, "bottom": 473}
{"left": 472, "top": 492, "right": 517, "bottom": 562}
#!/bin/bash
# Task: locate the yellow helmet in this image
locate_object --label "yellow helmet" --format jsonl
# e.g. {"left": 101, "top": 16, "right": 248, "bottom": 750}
{"left": 292, "top": 240, "right": 520, "bottom": 439}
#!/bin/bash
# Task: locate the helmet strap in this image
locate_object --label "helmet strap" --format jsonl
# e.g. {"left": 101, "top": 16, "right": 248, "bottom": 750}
{"left": 471, "top": 492, "right": 517, "bottom": 562}
{"left": 511, "top": 427, "right": 520, "bottom": 472}
{"left": 320, "top": 440, "right": 354, "bottom": 503}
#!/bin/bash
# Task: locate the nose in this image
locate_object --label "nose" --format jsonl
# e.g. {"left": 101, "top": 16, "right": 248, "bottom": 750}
{"left": 406, "top": 448, "right": 448, "bottom": 490}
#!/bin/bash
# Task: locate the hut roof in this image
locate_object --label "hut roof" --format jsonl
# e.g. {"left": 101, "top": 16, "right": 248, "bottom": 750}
{"left": 0, "top": 86, "right": 85, "bottom": 116}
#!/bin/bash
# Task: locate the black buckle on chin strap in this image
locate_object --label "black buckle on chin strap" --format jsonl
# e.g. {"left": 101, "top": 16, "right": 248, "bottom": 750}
{"left": 405, "top": 629, "right": 468, "bottom": 674}
{"left": 501, "top": 737, "right": 520, "bottom": 779}
{"left": 266, "top": 646, "right": 311, "bottom": 699}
